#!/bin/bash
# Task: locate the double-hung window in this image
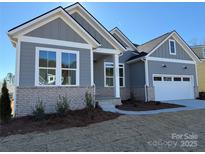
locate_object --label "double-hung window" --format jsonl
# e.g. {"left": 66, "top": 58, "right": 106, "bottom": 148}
{"left": 61, "top": 52, "right": 77, "bottom": 85}
{"left": 39, "top": 50, "right": 56, "bottom": 85}
{"left": 169, "top": 39, "right": 176, "bottom": 55}
{"left": 104, "top": 63, "right": 125, "bottom": 87}
{"left": 37, "top": 48, "right": 79, "bottom": 86}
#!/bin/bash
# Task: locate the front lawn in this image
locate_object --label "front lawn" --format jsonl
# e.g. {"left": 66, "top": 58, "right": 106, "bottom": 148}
{"left": 0, "top": 107, "right": 120, "bottom": 137}
{"left": 116, "top": 100, "right": 185, "bottom": 111}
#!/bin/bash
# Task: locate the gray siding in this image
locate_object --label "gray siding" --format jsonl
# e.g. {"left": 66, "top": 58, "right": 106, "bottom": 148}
{"left": 129, "top": 61, "right": 145, "bottom": 87}
{"left": 71, "top": 12, "right": 115, "bottom": 49}
{"left": 150, "top": 36, "right": 192, "bottom": 60}
{"left": 19, "top": 42, "right": 91, "bottom": 87}
{"left": 26, "top": 18, "right": 86, "bottom": 43}
{"left": 112, "top": 33, "right": 128, "bottom": 48}
{"left": 148, "top": 60, "right": 197, "bottom": 86}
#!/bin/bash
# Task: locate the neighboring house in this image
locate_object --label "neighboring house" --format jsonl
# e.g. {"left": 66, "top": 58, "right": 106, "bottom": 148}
{"left": 8, "top": 3, "right": 200, "bottom": 117}
{"left": 191, "top": 45, "right": 205, "bottom": 92}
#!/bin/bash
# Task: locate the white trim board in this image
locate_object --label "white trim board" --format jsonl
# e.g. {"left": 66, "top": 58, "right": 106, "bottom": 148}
{"left": 20, "top": 36, "right": 92, "bottom": 49}
{"left": 93, "top": 48, "right": 120, "bottom": 55}
{"left": 146, "top": 57, "right": 195, "bottom": 64}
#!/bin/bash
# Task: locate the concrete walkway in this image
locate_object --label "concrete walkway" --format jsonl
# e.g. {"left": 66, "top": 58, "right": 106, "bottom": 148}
{"left": 99, "top": 99, "right": 205, "bottom": 115}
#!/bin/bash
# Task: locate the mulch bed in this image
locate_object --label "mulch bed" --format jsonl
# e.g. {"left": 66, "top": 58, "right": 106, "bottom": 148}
{"left": 116, "top": 100, "right": 185, "bottom": 111}
{"left": 0, "top": 107, "right": 120, "bottom": 137}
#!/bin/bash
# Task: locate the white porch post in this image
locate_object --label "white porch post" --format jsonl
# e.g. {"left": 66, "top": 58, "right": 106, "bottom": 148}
{"left": 113, "top": 54, "right": 120, "bottom": 98}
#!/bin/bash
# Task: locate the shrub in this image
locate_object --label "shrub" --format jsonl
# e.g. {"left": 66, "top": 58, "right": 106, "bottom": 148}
{"left": 0, "top": 80, "right": 12, "bottom": 123}
{"left": 56, "top": 96, "right": 70, "bottom": 116}
{"left": 85, "top": 91, "right": 95, "bottom": 120}
{"left": 85, "top": 91, "right": 94, "bottom": 109}
{"left": 199, "top": 92, "right": 205, "bottom": 100}
{"left": 33, "top": 99, "right": 45, "bottom": 121}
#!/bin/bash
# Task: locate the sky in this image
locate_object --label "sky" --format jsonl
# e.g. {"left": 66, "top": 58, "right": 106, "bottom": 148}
{"left": 1, "top": 2, "right": 205, "bottom": 80}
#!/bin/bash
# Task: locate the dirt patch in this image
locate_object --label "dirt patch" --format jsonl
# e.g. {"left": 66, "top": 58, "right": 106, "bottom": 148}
{"left": 0, "top": 107, "right": 120, "bottom": 137}
{"left": 116, "top": 100, "right": 185, "bottom": 111}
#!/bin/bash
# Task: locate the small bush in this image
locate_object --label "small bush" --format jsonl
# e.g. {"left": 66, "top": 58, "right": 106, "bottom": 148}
{"left": 85, "top": 91, "right": 95, "bottom": 120}
{"left": 56, "top": 96, "right": 70, "bottom": 116}
{"left": 199, "top": 92, "right": 205, "bottom": 100}
{"left": 0, "top": 80, "right": 12, "bottom": 123}
{"left": 33, "top": 99, "right": 45, "bottom": 121}
{"left": 85, "top": 91, "right": 94, "bottom": 109}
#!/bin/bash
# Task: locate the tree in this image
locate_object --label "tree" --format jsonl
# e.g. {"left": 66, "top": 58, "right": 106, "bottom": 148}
{"left": 0, "top": 80, "right": 12, "bottom": 123}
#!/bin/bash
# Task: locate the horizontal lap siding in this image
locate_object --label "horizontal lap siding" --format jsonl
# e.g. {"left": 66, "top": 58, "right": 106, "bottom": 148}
{"left": 19, "top": 42, "right": 91, "bottom": 87}
{"left": 148, "top": 60, "right": 197, "bottom": 86}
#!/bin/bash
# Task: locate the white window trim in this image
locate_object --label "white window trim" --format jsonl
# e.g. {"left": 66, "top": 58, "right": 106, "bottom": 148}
{"left": 169, "top": 39, "right": 176, "bottom": 55}
{"left": 104, "top": 62, "right": 125, "bottom": 88}
{"left": 35, "top": 47, "right": 79, "bottom": 87}
{"left": 203, "top": 48, "right": 205, "bottom": 58}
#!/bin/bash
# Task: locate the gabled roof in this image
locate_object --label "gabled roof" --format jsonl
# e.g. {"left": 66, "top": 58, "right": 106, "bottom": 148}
{"left": 8, "top": 6, "right": 101, "bottom": 48}
{"left": 65, "top": 2, "right": 126, "bottom": 52}
{"left": 127, "top": 30, "right": 201, "bottom": 63}
{"left": 110, "top": 27, "right": 138, "bottom": 51}
{"left": 137, "top": 31, "right": 173, "bottom": 53}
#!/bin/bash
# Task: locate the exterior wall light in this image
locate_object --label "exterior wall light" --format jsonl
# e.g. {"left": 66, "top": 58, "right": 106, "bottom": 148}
{"left": 162, "top": 64, "right": 167, "bottom": 68}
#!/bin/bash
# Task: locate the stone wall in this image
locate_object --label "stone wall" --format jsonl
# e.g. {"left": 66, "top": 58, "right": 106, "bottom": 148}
{"left": 15, "top": 86, "right": 94, "bottom": 117}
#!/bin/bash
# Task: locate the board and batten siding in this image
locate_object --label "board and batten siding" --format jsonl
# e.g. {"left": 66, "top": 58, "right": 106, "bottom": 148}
{"left": 19, "top": 42, "right": 91, "bottom": 87}
{"left": 150, "top": 37, "right": 192, "bottom": 60}
{"left": 147, "top": 60, "right": 197, "bottom": 86}
{"left": 70, "top": 12, "right": 115, "bottom": 49}
{"left": 25, "top": 18, "right": 87, "bottom": 44}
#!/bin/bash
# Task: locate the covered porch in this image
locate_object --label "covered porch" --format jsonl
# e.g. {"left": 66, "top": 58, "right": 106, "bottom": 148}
{"left": 92, "top": 49, "right": 121, "bottom": 100}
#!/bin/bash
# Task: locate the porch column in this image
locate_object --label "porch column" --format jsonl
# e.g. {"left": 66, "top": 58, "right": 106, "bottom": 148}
{"left": 113, "top": 54, "right": 120, "bottom": 98}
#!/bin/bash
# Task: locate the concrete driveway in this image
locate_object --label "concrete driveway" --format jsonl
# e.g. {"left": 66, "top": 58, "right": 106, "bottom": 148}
{"left": 165, "top": 99, "right": 205, "bottom": 110}
{"left": 100, "top": 99, "right": 205, "bottom": 115}
{"left": 0, "top": 109, "right": 205, "bottom": 152}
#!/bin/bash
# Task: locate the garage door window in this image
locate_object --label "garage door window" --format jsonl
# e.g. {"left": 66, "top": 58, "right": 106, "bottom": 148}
{"left": 163, "top": 77, "right": 172, "bottom": 81}
{"left": 174, "top": 77, "right": 181, "bottom": 81}
{"left": 183, "top": 77, "right": 190, "bottom": 81}
{"left": 154, "top": 76, "right": 162, "bottom": 81}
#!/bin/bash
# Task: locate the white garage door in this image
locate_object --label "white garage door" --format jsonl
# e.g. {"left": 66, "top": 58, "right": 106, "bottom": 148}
{"left": 153, "top": 75, "right": 194, "bottom": 101}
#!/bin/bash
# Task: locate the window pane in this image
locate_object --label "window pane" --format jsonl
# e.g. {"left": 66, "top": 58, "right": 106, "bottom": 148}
{"left": 154, "top": 76, "right": 162, "bottom": 81}
{"left": 174, "top": 77, "right": 181, "bottom": 81}
{"left": 106, "top": 78, "right": 113, "bottom": 86}
{"left": 62, "top": 70, "right": 76, "bottom": 85}
{"left": 48, "top": 51, "right": 56, "bottom": 68}
{"left": 120, "top": 77, "right": 124, "bottom": 87}
{"left": 70, "top": 53, "right": 76, "bottom": 68}
{"left": 39, "top": 51, "right": 47, "bottom": 67}
{"left": 106, "top": 67, "right": 113, "bottom": 76}
{"left": 164, "top": 77, "right": 172, "bottom": 81}
{"left": 119, "top": 67, "right": 123, "bottom": 77}
{"left": 62, "top": 53, "right": 77, "bottom": 68}
{"left": 183, "top": 77, "right": 190, "bottom": 81}
{"left": 39, "top": 69, "right": 56, "bottom": 85}
{"left": 170, "top": 41, "right": 176, "bottom": 53}
{"left": 106, "top": 63, "right": 113, "bottom": 67}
